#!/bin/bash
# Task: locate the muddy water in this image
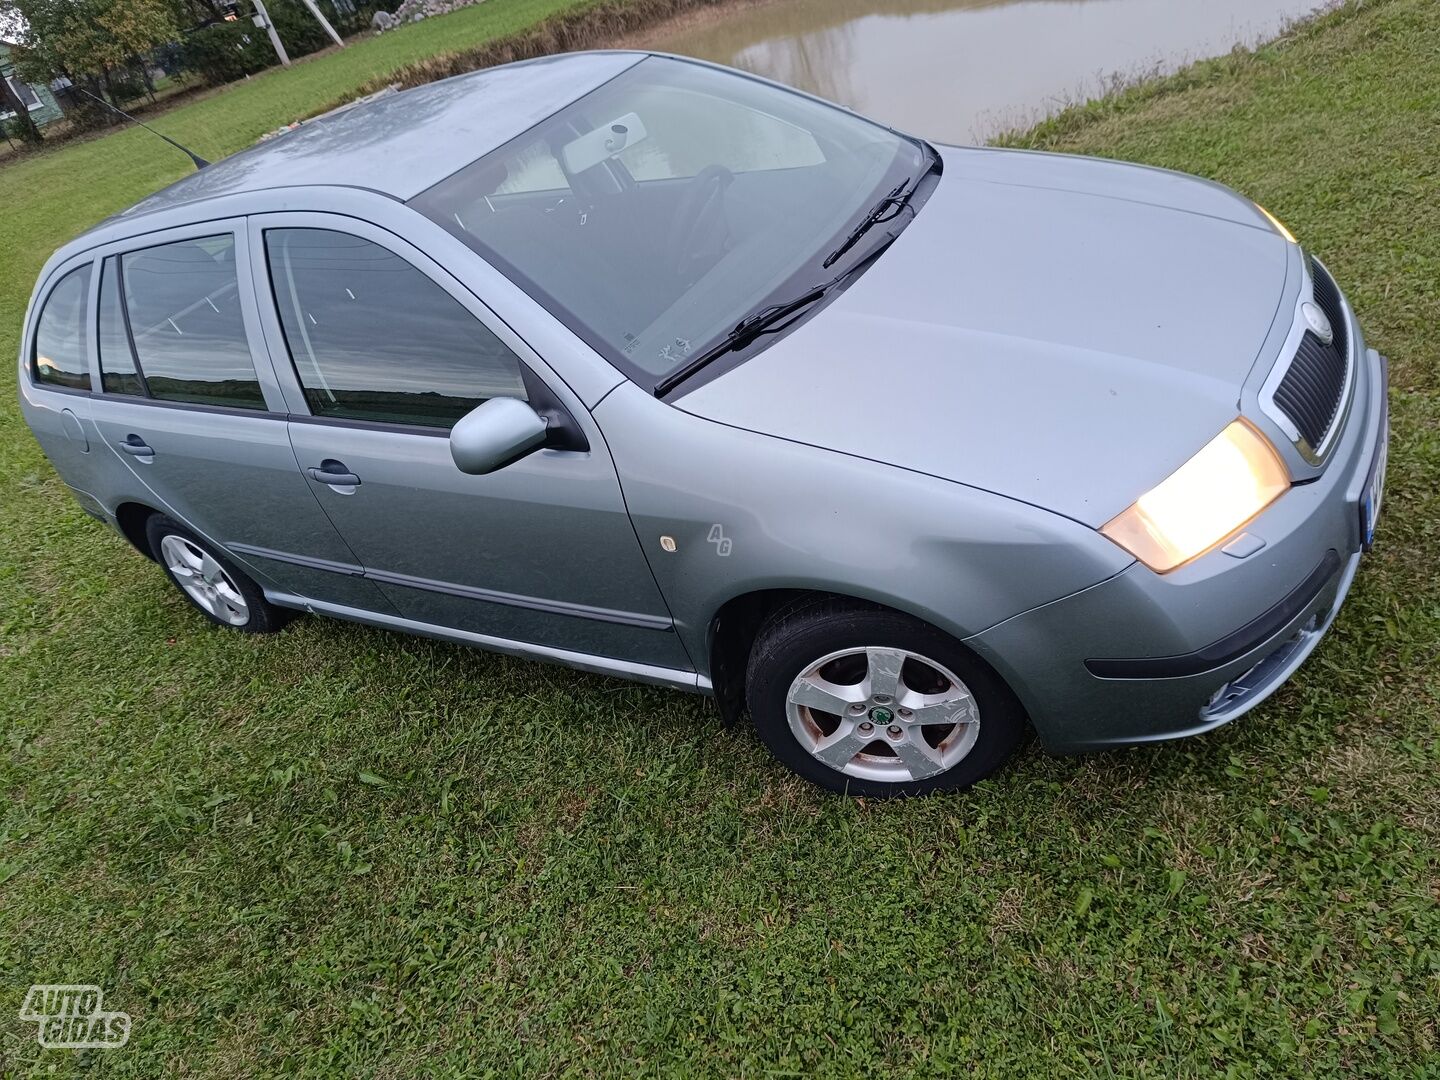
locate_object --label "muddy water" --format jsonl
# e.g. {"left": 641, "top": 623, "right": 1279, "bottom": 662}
{"left": 641, "top": 0, "right": 1328, "bottom": 142}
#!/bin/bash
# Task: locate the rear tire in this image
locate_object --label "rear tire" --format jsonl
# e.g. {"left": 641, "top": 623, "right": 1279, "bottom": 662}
{"left": 745, "top": 597, "right": 1024, "bottom": 797}
{"left": 145, "top": 514, "right": 292, "bottom": 634}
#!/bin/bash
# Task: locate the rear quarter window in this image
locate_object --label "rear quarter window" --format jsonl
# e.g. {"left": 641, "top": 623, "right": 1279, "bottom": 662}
{"left": 32, "top": 264, "right": 92, "bottom": 391}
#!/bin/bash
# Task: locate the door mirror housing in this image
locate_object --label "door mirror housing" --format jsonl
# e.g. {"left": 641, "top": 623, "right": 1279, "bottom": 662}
{"left": 449, "top": 397, "right": 549, "bottom": 475}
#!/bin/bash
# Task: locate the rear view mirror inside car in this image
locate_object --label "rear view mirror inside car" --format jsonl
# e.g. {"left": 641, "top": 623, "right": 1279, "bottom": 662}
{"left": 562, "top": 113, "right": 648, "bottom": 173}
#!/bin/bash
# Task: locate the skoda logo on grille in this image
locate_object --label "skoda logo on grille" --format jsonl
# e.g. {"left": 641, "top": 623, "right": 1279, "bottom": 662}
{"left": 1301, "top": 301, "right": 1334, "bottom": 345}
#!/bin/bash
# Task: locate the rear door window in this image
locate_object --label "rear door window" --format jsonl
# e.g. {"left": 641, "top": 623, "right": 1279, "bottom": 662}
{"left": 264, "top": 228, "right": 527, "bottom": 429}
{"left": 120, "top": 235, "right": 267, "bottom": 410}
{"left": 32, "top": 264, "right": 92, "bottom": 391}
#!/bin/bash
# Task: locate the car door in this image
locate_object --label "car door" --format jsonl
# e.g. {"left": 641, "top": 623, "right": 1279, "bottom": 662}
{"left": 83, "top": 221, "right": 394, "bottom": 612}
{"left": 250, "top": 214, "right": 691, "bottom": 671}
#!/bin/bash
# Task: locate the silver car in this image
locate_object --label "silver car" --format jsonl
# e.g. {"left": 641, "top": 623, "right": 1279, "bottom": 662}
{"left": 18, "top": 52, "right": 1388, "bottom": 796}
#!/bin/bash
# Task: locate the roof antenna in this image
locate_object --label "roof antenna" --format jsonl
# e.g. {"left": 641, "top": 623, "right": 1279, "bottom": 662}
{"left": 71, "top": 86, "right": 210, "bottom": 169}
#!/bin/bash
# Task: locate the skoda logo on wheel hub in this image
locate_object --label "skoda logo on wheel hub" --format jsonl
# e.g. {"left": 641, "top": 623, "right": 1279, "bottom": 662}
{"left": 870, "top": 706, "right": 895, "bottom": 724}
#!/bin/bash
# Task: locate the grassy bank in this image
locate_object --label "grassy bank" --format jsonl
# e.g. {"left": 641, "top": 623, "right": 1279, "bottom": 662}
{"left": 2, "top": 0, "right": 1438, "bottom": 1074}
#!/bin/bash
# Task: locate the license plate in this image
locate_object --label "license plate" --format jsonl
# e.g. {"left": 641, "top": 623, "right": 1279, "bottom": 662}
{"left": 1361, "top": 416, "right": 1388, "bottom": 551}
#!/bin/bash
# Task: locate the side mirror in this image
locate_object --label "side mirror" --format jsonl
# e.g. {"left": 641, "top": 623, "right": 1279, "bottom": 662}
{"left": 449, "top": 397, "right": 548, "bottom": 475}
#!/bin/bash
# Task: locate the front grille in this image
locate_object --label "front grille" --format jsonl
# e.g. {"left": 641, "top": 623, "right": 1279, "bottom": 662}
{"left": 1274, "top": 332, "right": 1348, "bottom": 448}
{"left": 1270, "top": 257, "right": 1351, "bottom": 453}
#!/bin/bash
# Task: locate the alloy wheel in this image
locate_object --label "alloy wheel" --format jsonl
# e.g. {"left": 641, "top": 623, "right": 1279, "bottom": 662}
{"left": 785, "top": 646, "right": 981, "bottom": 783}
{"left": 160, "top": 534, "right": 250, "bottom": 627}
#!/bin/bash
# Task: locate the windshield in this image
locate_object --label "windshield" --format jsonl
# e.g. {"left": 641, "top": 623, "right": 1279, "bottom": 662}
{"left": 411, "top": 56, "right": 929, "bottom": 392}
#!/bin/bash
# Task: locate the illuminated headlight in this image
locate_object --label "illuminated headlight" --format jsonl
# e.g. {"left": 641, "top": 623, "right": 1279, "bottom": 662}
{"left": 1101, "top": 420, "right": 1290, "bottom": 573}
{"left": 1256, "top": 203, "right": 1297, "bottom": 244}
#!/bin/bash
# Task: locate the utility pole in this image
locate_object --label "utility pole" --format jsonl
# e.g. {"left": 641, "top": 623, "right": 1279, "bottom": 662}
{"left": 251, "top": 0, "right": 291, "bottom": 67}
{"left": 296, "top": 0, "right": 346, "bottom": 49}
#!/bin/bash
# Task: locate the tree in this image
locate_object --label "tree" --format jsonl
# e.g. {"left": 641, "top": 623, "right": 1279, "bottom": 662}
{"left": 5, "top": 0, "right": 185, "bottom": 115}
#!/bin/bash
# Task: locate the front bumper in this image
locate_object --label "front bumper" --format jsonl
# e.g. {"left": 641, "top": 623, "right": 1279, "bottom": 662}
{"left": 967, "top": 346, "right": 1389, "bottom": 754}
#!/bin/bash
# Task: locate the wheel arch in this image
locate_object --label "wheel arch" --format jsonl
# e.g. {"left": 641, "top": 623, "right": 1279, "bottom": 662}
{"left": 706, "top": 587, "right": 1023, "bottom": 728}
{"left": 114, "top": 501, "right": 162, "bottom": 562}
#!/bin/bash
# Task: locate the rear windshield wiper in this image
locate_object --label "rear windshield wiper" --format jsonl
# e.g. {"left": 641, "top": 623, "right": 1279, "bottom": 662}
{"left": 822, "top": 168, "right": 926, "bottom": 270}
{"left": 652, "top": 286, "right": 828, "bottom": 397}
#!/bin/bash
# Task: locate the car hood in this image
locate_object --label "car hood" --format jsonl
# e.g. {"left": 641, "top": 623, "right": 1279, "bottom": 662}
{"left": 678, "top": 145, "right": 1293, "bottom": 527}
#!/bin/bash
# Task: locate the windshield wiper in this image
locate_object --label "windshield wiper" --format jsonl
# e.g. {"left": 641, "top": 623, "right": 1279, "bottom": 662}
{"left": 652, "top": 286, "right": 828, "bottom": 397}
{"left": 822, "top": 170, "right": 925, "bottom": 270}
{"left": 653, "top": 159, "right": 934, "bottom": 398}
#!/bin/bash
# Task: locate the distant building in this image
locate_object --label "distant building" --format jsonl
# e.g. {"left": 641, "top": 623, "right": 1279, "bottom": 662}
{"left": 1, "top": 41, "right": 65, "bottom": 128}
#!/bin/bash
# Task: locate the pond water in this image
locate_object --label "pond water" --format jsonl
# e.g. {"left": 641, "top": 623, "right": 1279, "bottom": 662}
{"left": 638, "top": 0, "right": 1330, "bottom": 143}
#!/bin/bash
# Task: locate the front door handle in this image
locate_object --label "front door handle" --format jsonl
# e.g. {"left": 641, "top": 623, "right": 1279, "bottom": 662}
{"left": 119, "top": 434, "right": 154, "bottom": 456}
{"left": 307, "top": 460, "right": 361, "bottom": 486}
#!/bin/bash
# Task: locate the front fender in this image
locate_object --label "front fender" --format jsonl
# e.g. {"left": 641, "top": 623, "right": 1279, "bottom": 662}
{"left": 593, "top": 383, "right": 1132, "bottom": 678}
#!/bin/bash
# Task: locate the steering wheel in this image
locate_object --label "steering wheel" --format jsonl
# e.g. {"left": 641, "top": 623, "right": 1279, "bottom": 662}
{"left": 667, "top": 165, "right": 735, "bottom": 283}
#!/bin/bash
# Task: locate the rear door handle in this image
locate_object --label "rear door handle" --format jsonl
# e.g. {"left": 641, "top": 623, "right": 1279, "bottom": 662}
{"left": 307, "top": 460, "right": 361, "bottom": 486}
{"left": 119, "top": 435, "right": 154, "bottom": 456}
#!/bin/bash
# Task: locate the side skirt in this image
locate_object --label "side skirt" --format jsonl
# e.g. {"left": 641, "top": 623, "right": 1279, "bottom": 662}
{"left": 265, "top": 590, "right": 711, "bottom": 695}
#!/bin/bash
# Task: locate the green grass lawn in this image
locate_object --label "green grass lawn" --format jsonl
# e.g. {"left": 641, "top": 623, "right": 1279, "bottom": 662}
{"left": 0, "top": 0, "right": 607, "bottom": 281}
{"left": 2, "top": 0, "right": 1438, "bottom": 1074}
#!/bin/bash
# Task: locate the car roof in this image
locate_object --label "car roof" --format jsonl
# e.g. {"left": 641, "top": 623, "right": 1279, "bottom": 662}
{"left": 117, "top": 51, "right": 647, "bottom": 221}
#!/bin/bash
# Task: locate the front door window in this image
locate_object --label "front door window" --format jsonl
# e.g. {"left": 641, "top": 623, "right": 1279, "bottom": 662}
{"left": 265, "top": 228, "right": 527, "bottom": 429}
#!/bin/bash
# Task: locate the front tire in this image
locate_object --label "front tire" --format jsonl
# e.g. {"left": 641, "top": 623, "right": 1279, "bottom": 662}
{"left": 745, "top": 597, "right": 1024, "bottom": 797}
{"left": 145, "top": 514, "right": 292, "bottom": 634}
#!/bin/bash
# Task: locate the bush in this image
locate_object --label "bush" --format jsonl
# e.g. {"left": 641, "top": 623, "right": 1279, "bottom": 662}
{"left": 268, "top": 0, "right": 335, "bottom": 57}
{"left": 324, "top": 0, "right": 385, "bottom": 36}
{"left": 179, "top": 22, "right": 275, "bottom": 86}
{"left": 52, "top": 83, "right": 118, "bottom": 131}
{"left": 106, "top": 67, "right": 151, "bottom": 108}
{"left": 154, "top": 42, "right": 186, "bottom": 78}
{"left": 178, "top": 1, "right": 358, "bottom": 87}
